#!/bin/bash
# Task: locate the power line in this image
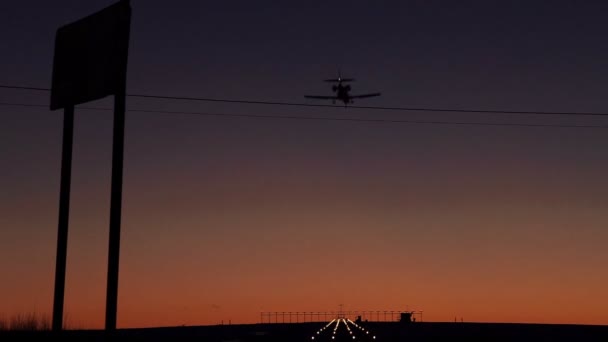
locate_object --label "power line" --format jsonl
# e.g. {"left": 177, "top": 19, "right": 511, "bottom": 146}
{"left": 1, "top": 84, "right": 608, "bottom": 117}
{"left": 1, "top": 101, "right": 607, "bottom": 129}
{"left": 0, "top": 85, "right": 50, "bottom": 92}
{"left": 128, "top": 93, "right": 608, "bottom": 117}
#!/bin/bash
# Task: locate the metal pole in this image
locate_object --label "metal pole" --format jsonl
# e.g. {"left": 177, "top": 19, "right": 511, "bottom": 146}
{"left": 105, "top": 91, "right": 126, "bottom": 331}
{"left": 104, "top": 3, "right": 130, "bottom": 328}
{"left": 52, "top": 104, "right": 74, "bottom": 331}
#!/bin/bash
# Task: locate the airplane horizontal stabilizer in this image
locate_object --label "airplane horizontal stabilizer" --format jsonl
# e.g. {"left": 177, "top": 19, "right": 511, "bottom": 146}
{"left": 323, "top": 78, "right": 354, "bottom": 83}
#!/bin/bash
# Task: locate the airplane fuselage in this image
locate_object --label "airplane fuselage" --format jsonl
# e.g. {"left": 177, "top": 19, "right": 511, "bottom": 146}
{"left": 334, "top": 82, "right": 352, "bottom": 104}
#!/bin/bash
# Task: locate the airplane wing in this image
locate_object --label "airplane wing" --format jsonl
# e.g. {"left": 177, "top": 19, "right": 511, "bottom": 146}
{"left": 350, "top": 92, "right": 381, "bottom": 99}
{"left": 304, "top": 95, "right": 339, "bottom": 100}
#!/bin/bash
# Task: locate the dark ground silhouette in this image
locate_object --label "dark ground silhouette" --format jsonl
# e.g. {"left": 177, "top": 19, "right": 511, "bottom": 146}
{"left": 2, "top": 321, "right": 608, "bottom": 342}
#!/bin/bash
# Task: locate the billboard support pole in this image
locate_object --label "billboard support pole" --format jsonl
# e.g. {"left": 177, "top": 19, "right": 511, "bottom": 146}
{"left": 105, "top": 87, "right": 126, "bottom": 331}
{"left": 52, "top": 104, "right": 74, "bottom": 331}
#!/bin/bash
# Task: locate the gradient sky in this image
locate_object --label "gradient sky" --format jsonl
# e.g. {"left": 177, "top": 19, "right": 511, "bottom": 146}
{"left": 1, "top": 0, "right": 608, "bottom": 329}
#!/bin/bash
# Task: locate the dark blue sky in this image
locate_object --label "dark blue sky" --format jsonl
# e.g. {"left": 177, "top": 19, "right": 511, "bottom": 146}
{"left": 2, "top": 1, "right": 608, "bottom": 106}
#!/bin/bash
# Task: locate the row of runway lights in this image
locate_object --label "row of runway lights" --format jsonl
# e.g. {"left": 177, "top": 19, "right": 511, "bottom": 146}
{"left": 311, "top": 319, "right": 376, "bottom": 340}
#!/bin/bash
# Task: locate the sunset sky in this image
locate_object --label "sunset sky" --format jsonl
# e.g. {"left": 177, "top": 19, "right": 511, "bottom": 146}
{"left": 1, "top": 0, "right": 608, "bottom": 329}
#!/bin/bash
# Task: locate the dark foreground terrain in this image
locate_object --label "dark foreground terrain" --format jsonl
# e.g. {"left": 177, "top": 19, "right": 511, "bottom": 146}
{"left": 2, "top": 321, "right": 608, "bottom": 341}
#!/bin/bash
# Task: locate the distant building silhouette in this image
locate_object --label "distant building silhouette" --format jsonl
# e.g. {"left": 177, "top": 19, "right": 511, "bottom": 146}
{"left": 400, "top": 312, "right": 412, "bottom": 323}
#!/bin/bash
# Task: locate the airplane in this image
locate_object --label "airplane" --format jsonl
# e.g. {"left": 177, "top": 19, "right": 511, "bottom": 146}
{"left": 304, "top": 73, "right": 381, "bottom": 106}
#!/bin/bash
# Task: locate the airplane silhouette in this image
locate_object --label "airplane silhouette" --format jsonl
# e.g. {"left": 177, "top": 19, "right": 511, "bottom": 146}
{"left": 304, "top": 72, "right": 381, "bottom": 106}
